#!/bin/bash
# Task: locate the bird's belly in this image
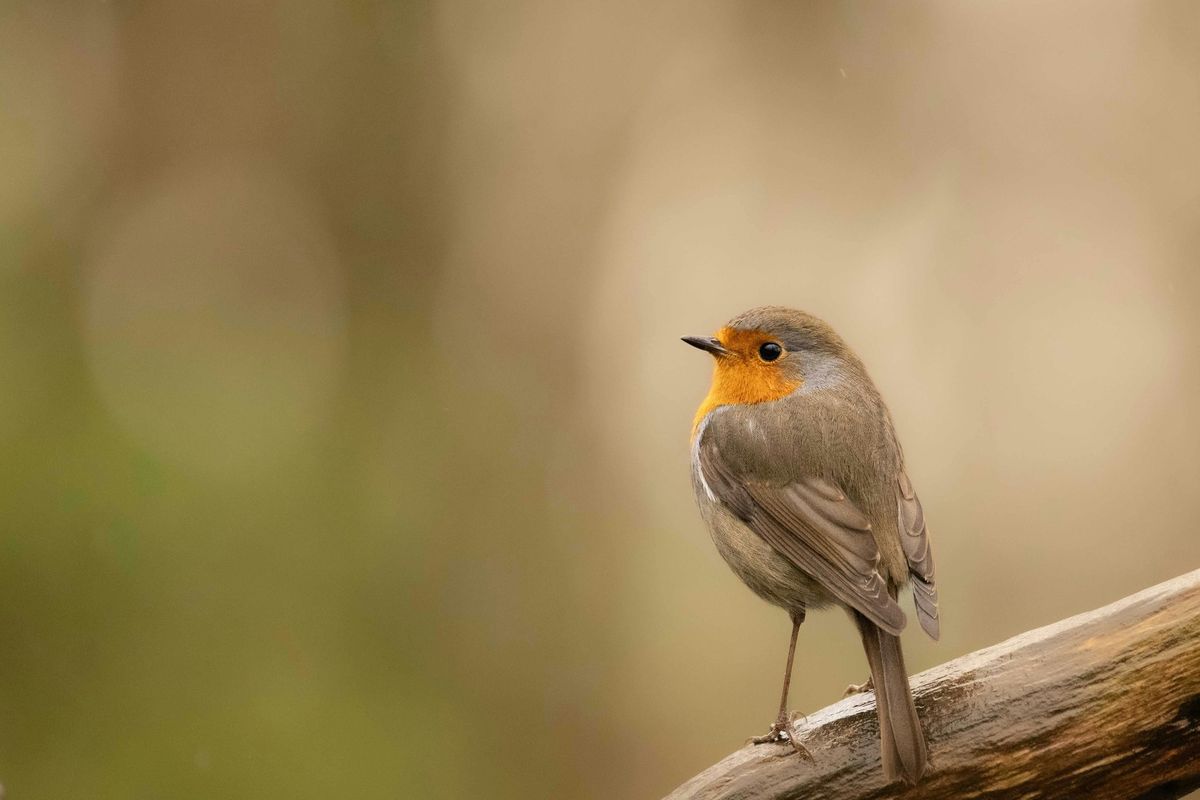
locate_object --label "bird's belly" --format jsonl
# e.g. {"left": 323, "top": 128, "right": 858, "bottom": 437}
{"left": 698, "top": 495, "right": 831, "bottom": 614}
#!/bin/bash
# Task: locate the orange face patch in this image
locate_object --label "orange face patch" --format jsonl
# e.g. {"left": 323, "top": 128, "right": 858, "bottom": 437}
{"left": 692, "top": 327, "right": 801, "bottom": 435}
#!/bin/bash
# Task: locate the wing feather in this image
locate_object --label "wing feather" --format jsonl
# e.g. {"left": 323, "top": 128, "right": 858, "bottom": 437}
{"left": 699, "top": 437, "right": 907, "bottom": 635}
{"left": 898, "top": 471, "right": 939, "bottom": 640}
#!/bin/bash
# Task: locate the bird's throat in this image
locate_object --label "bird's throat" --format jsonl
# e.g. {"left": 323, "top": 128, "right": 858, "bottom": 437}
{"left": 692, "top": 335, "right": 802, "bottom": 436}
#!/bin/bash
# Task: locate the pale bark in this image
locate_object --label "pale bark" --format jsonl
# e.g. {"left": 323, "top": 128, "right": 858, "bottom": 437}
{"left": 666, "top": 570, "right": 1200, "bottom": 800}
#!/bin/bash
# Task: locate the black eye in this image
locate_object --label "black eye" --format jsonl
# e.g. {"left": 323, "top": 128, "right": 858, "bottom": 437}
{"left": 758, "top": 342, "right": 783, "bottom": 362}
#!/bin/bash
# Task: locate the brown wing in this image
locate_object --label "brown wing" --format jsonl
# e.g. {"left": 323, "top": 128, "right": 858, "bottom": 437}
{"left": 898, "top": 471, "right": 939, "bottom": 640}
{"left": 698, "top": 435, "right": 907, "bottom": 635}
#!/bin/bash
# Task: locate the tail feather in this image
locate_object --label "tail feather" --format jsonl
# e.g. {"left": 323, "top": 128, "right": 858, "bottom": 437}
{"left": 854, "top": 612, "right": 928, "bottom": 784}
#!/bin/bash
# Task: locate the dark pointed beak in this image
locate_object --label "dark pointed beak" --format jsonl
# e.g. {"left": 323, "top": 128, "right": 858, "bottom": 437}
{"left": 682, "top": 336, "right": 730, "bottom": 357}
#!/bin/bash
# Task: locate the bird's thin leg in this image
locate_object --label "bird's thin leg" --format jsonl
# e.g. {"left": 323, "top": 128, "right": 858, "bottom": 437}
{"left": 775, "top": 615, "right": 801, "bottom": 720}
{"left": 751, "top": 612, "right": 810, "bottom": 758}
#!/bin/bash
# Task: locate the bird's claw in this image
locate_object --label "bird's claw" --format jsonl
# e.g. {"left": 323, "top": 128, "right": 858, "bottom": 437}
{"left": 843, "top": 676, "right": 873, "bottom": 697}
{"left": 749, "top": 715, "right": 813, "bottom": 761}
{"left": 749, "top": 721, "right": 787, "bottom": 745}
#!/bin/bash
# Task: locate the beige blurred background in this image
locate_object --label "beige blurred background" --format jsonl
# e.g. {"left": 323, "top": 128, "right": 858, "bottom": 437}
{"left": 1, "top": 2, "right": 1198, "bottom": 798}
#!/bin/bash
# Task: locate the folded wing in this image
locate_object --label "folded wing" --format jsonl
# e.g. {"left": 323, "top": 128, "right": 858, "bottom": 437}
{"left": 698, "top": 436, "right": 907, "bottom": 635}
{"left": 898, "top": 471, "right": 939, "bottom": 640}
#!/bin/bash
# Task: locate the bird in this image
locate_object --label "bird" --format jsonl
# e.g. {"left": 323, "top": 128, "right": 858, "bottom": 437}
{"left": 683, "top": 306, "right": 939, "bottom": 785}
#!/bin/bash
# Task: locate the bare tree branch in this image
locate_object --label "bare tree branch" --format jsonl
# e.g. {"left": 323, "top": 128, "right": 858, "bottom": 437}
{"left": 666, "top": 569, "right": 1200, "bottom": 800}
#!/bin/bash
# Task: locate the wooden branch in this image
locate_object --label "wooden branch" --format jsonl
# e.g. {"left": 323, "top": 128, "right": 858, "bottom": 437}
{"left": 666, "top": 569, "right": 1200, "bottom": 800}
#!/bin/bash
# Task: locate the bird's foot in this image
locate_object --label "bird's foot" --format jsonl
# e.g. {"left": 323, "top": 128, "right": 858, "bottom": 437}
{"left": 843, "top": 676, "right": 873, "bottom": 696}
{"left": 749, "top": 713, "right": 813, "bottom": 760}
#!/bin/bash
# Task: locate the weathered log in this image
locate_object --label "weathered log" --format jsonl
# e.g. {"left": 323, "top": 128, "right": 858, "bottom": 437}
{"left": 666, "top": 569, "right": 1200, "bottom": 800}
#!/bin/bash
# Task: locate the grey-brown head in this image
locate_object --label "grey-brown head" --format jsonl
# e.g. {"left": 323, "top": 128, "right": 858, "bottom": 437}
{"left": 682, "top": 306, "right": 862, "bottom": 393}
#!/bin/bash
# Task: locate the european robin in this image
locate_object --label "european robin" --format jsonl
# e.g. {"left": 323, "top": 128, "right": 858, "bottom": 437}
{"left": 684, "top": 306, "right": 939, "bottom": 785}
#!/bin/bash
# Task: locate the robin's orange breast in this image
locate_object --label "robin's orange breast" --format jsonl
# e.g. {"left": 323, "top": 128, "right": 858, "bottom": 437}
{"left": 692, "top": 327, "right": 802, "bottom": 436}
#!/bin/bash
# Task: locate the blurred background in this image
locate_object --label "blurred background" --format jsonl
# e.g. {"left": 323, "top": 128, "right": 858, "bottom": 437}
{"left": 1, "top": 2, "right": 1198, "bottom": 798}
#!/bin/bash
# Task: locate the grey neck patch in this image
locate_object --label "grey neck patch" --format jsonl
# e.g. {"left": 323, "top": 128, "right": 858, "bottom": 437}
{"left": 797, "top": 353, "right": 845, "bottom": 393}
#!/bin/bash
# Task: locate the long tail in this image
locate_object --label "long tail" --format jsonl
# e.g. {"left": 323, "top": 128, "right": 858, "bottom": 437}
{"left": 853, "top": 611, "right": 928, "bottom": 784}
